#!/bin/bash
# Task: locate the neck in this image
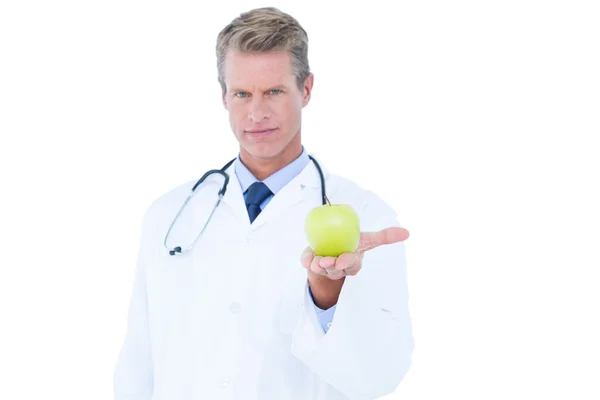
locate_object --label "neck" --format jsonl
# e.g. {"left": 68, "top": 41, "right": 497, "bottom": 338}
{"left": 240, "top": 136, "right": 302, "bottom": 181}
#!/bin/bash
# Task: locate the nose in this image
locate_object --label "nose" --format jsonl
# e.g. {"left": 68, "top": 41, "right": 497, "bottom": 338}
{"left": 248, "top": 98, "right": 270, "bottom": 122}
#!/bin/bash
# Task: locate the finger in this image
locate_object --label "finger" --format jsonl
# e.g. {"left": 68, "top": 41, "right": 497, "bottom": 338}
{"left": 300, "top": 247, "right": 314, "bottom": 270}
{"left": 334, "top": 252, "right": 359, "bottom": 271}
{"left": 319, "top": 256, "right": 337, "bottom": 269}
{"left": 357, "top": 227, "right": 410, "bottom": 253}
{"left": 310, "top": 255, "right": 325, "bottom": 275}
{"left": 324, "top": 267, "right": 346, "bottom": 280}
{"left": 343, "top": 255, "right": 363, "bottom": 275}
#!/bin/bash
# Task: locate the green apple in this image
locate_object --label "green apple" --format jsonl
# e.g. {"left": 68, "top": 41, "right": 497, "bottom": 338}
{"left": 304, "top": 196, "right": 361, "bottom": 257}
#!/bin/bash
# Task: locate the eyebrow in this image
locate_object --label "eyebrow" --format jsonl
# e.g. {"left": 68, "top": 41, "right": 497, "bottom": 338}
{"left": 229, "top": 85, "right": 289, "bottom": 93}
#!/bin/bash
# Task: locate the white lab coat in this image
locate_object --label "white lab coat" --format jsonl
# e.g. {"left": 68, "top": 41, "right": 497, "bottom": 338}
{"left": 113, "top": 156, "right": 414, "bottom": 400}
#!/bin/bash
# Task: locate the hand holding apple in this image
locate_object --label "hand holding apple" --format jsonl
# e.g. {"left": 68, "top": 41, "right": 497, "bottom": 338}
{"left": 302, "top": 196, "right": 410, "bottom": 280}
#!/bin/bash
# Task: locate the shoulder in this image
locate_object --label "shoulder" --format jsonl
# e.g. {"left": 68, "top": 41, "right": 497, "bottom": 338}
{"left": 144, "top": 158, "right": 236, "bottom": 219}
{"left": 139, "top": 178, "right": 198, "bottom": 227}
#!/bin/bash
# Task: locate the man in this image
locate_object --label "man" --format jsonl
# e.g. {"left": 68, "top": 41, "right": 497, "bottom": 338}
{"left": 113, "top": 7, "right": 414, "bottom": 400}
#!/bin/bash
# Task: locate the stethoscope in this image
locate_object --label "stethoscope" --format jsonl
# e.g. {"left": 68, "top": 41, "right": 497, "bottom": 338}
{"left": 164, "top": 154, "right": 326, "bottom": 256}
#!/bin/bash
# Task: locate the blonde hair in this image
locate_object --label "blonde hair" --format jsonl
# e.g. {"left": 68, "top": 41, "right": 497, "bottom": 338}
{"left": 216, "top": 7, "right": 310, "bottom": 94}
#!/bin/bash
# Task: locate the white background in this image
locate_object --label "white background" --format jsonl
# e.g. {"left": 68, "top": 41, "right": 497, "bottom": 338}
{"left": 1, "top": 0, "right": 599, "bottom": 399}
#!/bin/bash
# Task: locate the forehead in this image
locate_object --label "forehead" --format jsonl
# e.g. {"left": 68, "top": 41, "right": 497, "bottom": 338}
{"left": 223, "top": 49, "right": 295, "bottom": 89}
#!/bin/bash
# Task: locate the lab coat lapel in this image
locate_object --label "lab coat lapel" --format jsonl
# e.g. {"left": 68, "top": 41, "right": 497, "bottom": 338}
{"left": 219, "top": 163, "right": 253, "bottom": 226}
{"left": 250, "top": 156, "right": 328, "bottom": 230}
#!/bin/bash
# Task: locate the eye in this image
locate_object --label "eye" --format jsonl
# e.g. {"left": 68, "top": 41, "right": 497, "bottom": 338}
{"left": 269, "top": 89, "right": 282, "bottom": 95}
{"left": 235, "top": 92, "right": 249, "bottom": 98}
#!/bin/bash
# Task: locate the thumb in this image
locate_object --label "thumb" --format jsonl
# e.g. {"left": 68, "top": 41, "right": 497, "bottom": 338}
{"left": 357, "top": 227, "right": 410, "bottom": 253}
{"left": 300, "top": 246, "right": 315, "bottom": 269}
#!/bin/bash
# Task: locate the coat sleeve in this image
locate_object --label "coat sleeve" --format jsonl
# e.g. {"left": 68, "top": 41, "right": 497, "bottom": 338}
{"left": 290, "top": 191, "right": 415, "bottom": 400}
{"left": 113, "top": 207, "right": 155, "bottom": 400}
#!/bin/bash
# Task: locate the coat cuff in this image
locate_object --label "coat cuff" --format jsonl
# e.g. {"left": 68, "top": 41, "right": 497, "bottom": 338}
{"left": 306, "top": 283, "right": 337, "bottom": 333}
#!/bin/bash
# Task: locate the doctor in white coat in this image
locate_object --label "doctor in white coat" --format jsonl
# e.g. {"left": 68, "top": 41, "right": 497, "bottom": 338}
{"left": 113, "top": 6, "right": 414, "bottom": 400}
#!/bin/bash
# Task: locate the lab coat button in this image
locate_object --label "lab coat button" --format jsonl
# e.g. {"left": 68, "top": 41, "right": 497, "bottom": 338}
{"left": 219, "top": 376, "right": 230, "bottom": 388}
{"left": 229, "top": 302, "right": 242, "bottom": 313}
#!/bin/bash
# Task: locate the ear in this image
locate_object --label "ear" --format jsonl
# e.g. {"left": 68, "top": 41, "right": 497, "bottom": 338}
{"left": 302, "top": 73, "right": 314, "bottom": 108}
{"left": 222, "top": 89, "right": 228, "bottom": 110}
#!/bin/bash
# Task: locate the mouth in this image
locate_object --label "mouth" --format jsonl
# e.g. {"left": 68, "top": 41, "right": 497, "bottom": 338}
{"left": 245, "top": 128, "right": 277, "bottom": 138}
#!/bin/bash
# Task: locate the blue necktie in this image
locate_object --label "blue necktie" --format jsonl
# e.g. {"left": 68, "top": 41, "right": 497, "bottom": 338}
{"left": 245, "top": 182, "right": 273, "bottom": 223}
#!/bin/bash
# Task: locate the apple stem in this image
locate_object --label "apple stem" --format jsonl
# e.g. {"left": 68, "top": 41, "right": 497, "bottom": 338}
{"left": 324, "top": 195, "right": 331, "bottom": 206}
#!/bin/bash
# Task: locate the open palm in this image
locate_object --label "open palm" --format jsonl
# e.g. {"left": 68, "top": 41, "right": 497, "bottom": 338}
{"left": 301, "top": 227, "right": 410, "bottom": 280}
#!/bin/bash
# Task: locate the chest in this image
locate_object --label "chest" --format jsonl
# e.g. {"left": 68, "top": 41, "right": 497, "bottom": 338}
{"left": 144, "top": 195, "right": 314, "bottom": 335}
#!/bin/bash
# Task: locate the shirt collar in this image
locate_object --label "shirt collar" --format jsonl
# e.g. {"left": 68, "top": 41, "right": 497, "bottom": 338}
{"left": 235, "top": 146, "right": 311, "bottom": 194}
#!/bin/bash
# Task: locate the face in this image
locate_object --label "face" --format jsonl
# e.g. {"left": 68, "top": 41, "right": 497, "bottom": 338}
{"left": 221, "top": 49, "right": 313, "bottom": 162}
